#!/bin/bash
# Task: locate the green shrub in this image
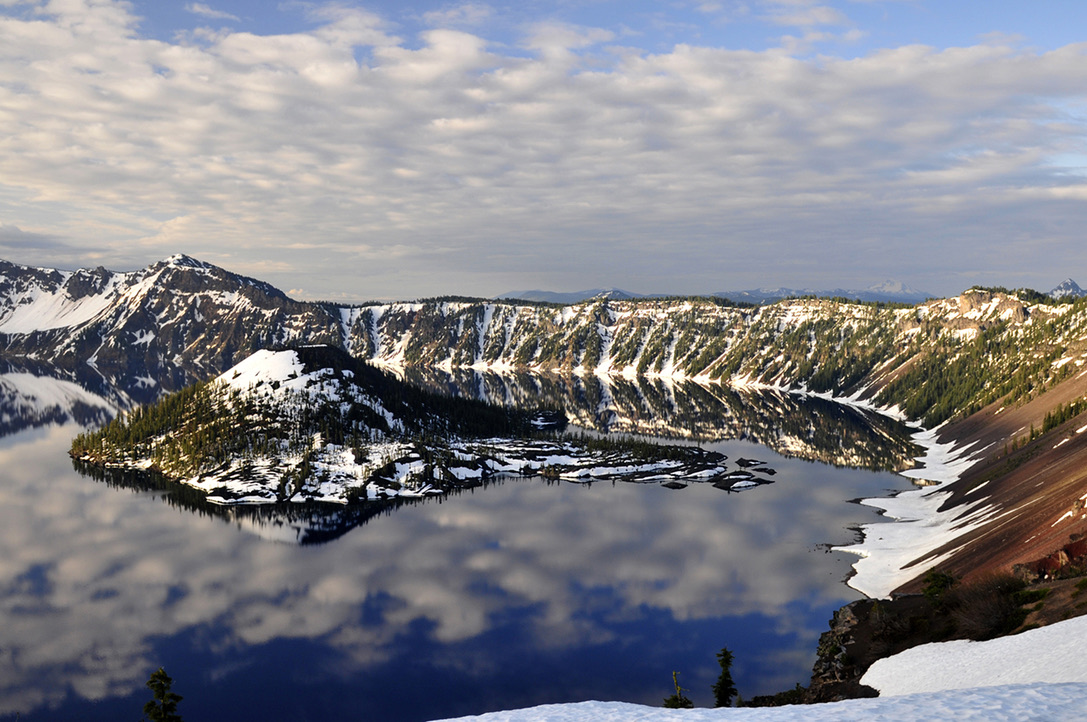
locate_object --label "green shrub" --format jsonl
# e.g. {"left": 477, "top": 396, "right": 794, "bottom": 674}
{"left": 1012, "top": 588, "right": 1050, "bottom": 606}
{"left": 663, "top": 671, "right": 694, "bottom": 709}
{"left": 945, "top": 573, "right": 1027, "bottom": 640}
{"left": 922, "top": 570, "right": 956, "bottom": 606}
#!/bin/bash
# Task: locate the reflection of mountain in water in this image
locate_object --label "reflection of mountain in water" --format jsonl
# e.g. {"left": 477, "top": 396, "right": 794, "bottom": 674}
{"left": 0, "top": 357, "right": 188, "bottom": 439}
{"left": 25, "top": 360, "right": 915, "bottom": 545}
{"left": 76, "top": 458, "right": 528, "bottom": 545}
{"left": 5, "top": 359, "right": 918, "bottom": 472}
{"left": 399, "top": 367, "right": 920, "bottom": 471}
{"left": 0, "top": 361, "right": 120, "bottom": 436}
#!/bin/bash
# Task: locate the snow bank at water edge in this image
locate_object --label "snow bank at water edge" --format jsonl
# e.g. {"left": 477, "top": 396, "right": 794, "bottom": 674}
{"left": 834, "top": 427, "right": 996, "bottom": 598}
{"left": 702, "top": 376, "right": 1002, "bottom": 598}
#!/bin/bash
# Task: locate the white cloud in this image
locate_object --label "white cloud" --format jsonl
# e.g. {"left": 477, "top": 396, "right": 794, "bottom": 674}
{"left": 762, "top": 1, "right": 850, "bottom": 27}
{"left": 1, "top": 1, "right": 1087, "bottom": 297}
{"left": 185, "top": 2, "right": 240, "bottom": 22}
{"left": 524, "top": 20, "right": 615, "bottom": 54}
{"left": 422, "top": 2, "right": 493, "bottom": 28}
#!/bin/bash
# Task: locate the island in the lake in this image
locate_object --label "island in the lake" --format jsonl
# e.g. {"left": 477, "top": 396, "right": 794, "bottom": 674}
{"left": 70, "top": 344, "right": 771, "bottom": 504}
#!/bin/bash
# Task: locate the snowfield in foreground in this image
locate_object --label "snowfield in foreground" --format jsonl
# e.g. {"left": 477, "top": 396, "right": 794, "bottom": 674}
{"left": 862, "top": 613, "right": 1087, "bottom": 695}
{"left": 432, "top": 685, "right": 1087, "bottom": 721}
{"left": 433, "top": 613, "right": 1087, "bottom": 721}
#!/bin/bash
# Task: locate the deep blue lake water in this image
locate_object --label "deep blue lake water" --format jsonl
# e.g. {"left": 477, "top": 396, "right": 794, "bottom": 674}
{"left": 0, "top": 416, "right": 914, "bottom": 721}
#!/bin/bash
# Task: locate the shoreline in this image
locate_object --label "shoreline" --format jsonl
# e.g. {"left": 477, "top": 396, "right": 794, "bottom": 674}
{"left": 834, "top": 426, "right": 996, "bottom": 598}
{"left": 713, "top": 377, "right": 1000, "bottom": 599}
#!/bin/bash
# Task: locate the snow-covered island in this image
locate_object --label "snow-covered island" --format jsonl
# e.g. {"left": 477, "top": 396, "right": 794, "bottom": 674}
{"left": 70, "top": 346, "right": 764, "bottom": 505}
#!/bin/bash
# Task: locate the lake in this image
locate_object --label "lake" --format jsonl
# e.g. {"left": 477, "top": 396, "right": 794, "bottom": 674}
{"left": 0, "top": 371, "right": 917, "bottom": 720}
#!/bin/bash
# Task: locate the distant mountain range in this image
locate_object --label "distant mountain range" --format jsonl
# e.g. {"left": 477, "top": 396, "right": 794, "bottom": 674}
{"left": 503, "top": 279, "right": 1086, "bottom": 305}
{"left": 500, "top": 280, "right": 936, "bottom": 305}
{"left": 497, "top": 288, "right": 644, "bottom": 304}
{"left": 714, "top": 280, "right": 934, "bottom": 305}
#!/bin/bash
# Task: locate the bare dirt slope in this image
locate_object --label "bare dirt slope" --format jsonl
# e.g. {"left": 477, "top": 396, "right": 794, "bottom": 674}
{"left": 893, "top": 371, "right": 1087, "bottom": 594}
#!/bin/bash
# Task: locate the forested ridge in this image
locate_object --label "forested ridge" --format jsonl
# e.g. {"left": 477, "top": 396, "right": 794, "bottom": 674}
{"left": 346, "top": 290, "right": 1087, "bottom": 429}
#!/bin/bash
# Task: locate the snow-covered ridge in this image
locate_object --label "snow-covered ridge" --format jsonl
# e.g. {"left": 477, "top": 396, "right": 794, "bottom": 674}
{"left": 0, "top": 256, "right": 336, "bottom": 393}
{"left": 0, "top": 270, "right": 121, "bottom": 334}
{"left": 0, "top": 255, "right": 214, "bottom": 334}
{"left": 3, "top": 257, "right": 1080, "bottom": 413}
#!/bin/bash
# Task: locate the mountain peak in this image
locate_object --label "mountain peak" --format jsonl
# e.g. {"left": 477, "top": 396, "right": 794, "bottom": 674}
{"left": 497, "top": 288, "right": 642, "bottom": 304}
{"left": 866, "top": 279, "right": 914, "bottom": 295}
{"left": 1049, "top": 279, "right": 1084, "bottom": 300}
{"left": 162, "top": 253, "right": 211, "bottom": 269}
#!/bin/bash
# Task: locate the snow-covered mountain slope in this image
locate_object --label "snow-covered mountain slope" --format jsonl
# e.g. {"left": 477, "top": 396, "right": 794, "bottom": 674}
{"left": 0, "top": 254, "right": 342, "bottom": 399}
{"left": 1049, "top": 278, "right": 1085, "bottom": 300}
{"left": 0, "top": 260, "right": 119, "bottom": 333}
{"left": 341, "top": 289, "right": 1087, "bottom": 432}
{"left": 341, "top": 290, "right": 1061, "bottom": 394}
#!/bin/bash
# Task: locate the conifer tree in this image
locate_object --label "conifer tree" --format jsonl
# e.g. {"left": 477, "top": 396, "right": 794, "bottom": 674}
{"left": 143, "top": 667, "right": 183, "bottom": 722}
{"left": 712, "top": 646, "right": 737, "bottom": 707}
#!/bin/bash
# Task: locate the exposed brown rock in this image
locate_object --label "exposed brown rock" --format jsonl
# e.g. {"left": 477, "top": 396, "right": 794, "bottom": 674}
{"left": 892, "top": 370, "right": 1087, "bottom": 594}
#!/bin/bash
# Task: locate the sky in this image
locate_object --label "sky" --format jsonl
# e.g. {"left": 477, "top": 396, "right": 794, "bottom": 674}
{"left": 2, "top": 1, "right": 1087, "bottom": 301}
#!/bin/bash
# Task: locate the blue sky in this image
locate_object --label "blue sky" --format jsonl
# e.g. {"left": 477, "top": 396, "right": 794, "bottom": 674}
{"left": 132, "top": 2, "right": 1087, "bottom": 57}
{"left": 2, "top": 1, "right": 1087, "bottom": 300}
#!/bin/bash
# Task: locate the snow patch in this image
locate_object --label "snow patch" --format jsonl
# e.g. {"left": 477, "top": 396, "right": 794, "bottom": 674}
{"left": 863, "top": 614, "right": 1087, "bottom": 696}
{"left": 0, "top": 273, "right": 121, "bottom": 333}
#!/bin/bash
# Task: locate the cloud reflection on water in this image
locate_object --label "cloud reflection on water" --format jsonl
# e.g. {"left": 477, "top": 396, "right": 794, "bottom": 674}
{"left": 0, "top": 423, "right": 910, "bottom": 716}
